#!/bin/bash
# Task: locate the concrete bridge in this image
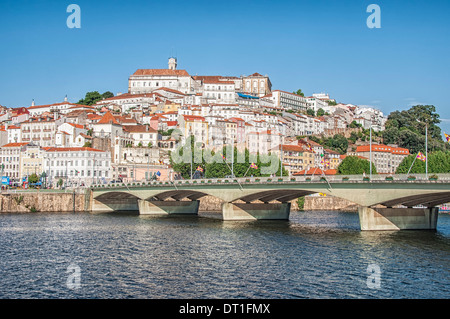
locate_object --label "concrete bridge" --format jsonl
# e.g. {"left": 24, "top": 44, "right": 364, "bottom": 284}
{"left": 89, "top": 174, "right": 450, "bottom": 231}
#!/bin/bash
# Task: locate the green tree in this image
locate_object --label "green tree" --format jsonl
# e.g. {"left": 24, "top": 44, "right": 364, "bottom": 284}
{"left": 326, "top": 100, "right": 337, "bottom": 106}
{"left": 317, "top": 108, "right": 325, "bottom": 117}
{"left": 78, "top": 91, "right": 114, "bottom": 106}
{"left": 337, "top": 156, "right": 377, "bottom": 175}
{"left": 28, "top": 173, "right": 39, "bottom": 184}
{"left": 396, "top": 151, "right": 450, "bottom": 174}
{"left": 83, "top": 142, "right": 92, "bottom": 148}
{"left": 293, "top": 89, "right": 305, "bottom": 97}
{"left": 348, "top": 132, "right": 358, "bottom": 144}
{"left": 306, "top": 108, "right": 315, "bottom": 116}
{"left": 101, "top": 91, "right": 114, "bottom": 99}
{"left": 384, "top": 104, "right": 448, "bottom": 152}
{"left": 325, "top": 134, "right": 348, "bottom": 155}
{"left": 349, "top": 121, "right": 362, "bottom": 128}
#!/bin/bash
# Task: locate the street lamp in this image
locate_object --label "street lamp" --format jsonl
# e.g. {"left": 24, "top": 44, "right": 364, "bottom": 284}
{"left": 369, "top": 120, "right": 372, "bottom": 180}
{"left": 416, "top": 119, "right": 428, "bottom": 179}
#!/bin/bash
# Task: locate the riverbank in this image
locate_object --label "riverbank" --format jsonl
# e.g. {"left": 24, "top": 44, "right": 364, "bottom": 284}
{"left": 0, "top": 191, "right": 357, "bottom": 213}
{"left": 0, "top": 192, "right": 87, "bottom": 213}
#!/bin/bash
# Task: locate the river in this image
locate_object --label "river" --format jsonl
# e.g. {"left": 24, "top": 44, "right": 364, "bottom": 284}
{"left": 0, "top": 211, "right": 449, "bottom": 299}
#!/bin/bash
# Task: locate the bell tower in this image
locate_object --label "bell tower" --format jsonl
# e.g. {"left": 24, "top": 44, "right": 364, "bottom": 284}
{"left": 168, "top": 57, "right": 177, "bottom": 70}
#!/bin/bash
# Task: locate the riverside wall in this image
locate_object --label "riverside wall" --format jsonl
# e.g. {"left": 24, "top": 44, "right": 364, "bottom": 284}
{"left": 0, "top": 192, "right": 356, "bottom": 213}
{"left": 0, "top": 192, "right": 87, "bottom": 213}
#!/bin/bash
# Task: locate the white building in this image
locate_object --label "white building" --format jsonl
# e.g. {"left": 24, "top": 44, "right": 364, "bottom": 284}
{"left": 201, "top": 79, "right": 236, "bottom": 104}
{"left": 128, "top": 58, "right": 196, "bottom": 95}
{"left": 44, "top": 147, "right": 111, "bottom": 187}
{"left": 123, "top": 125, "right": 159, "bottom": 147}
{"left": 247, "top": 130, "right": 282, "bottom": 155}
{"left": 0, "top": 142, "right": 27, "bottom": 184}
{"left": 272, "top": 90, "right": 308, "bottom": 112}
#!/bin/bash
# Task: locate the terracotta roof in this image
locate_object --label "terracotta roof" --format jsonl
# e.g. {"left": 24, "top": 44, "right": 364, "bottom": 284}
{"left": 183, "top": 115, "right": 205, "bottom": 121}
{"left": 166, "top": 121, "right": 178, "bottom": 127}
{"left": 28, "top": 102, "right": 83, "bottom": 110}
{"left": 293, "top": 168, "right": 337, "bottom": 176}
{"left": 100, "top": 92, "right": 161, "bottom": 101}
{"left": 324, "top": 148, "right": 340, "bottom": 155}
{"left": 79, "top": 133, "right": 92, "bottom": 139}
{"left": 280, "top": 144, "right": 305, "bottom": 152}
{"left": 45, "top": 147, "right": 105, "bottom": 152}
{"left": 97, "top": 111, "right": 119, "bottom": 125}
{"left": 68, "top": 123, "right": 84, "bottom": 129}
{"left": 131, "top": 69, "right": 190, "bottom": 77}
{"left": 154, "top": 87, "right": 186, "bottom": 96}
{"left": 1, "top": 142, "right": 29, "bottom": 148}
{"left": 356, "top": 144, "right": 410, "bottom": 155}
{"left": 299, "top": 139, "right": 323, "bottom": 148}
{"left": 122, "top": 125, "right": 157, "bottom": 133}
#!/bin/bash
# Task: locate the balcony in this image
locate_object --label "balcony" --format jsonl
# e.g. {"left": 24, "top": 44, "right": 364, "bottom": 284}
{"left": 43, "top": 129, "right": 52, "bottom": 132}
{"left": 32, "top": 129, "right": 41, "bottom": 133}
{"left": 22, "top": 130, "right": 30, "bottom": 133}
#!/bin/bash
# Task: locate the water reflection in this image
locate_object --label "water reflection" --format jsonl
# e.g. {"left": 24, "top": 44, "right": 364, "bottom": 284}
{"left": 0, "top": 211, "right": 448, "bottom": 298}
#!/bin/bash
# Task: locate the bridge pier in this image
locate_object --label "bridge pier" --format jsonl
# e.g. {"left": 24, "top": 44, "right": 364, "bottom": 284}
{"left": 222, "top": 202, "right": 291, "bottom": 221}
{"left": 358, "top": 206, "right": 439, "bottom": 231}
{"left": 138, "top": 199, "right": 199, "bottom": 216}
{"left": 91, "top": 198, "right": 139, "bottom": 213}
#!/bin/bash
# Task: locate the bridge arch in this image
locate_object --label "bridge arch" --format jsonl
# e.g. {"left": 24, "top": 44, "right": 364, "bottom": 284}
{"left": 93, "top": 191, "right": 142, "bottom": 212}
{"left": 233, "top": 189, "right": 318, "bottom": 204}
{"left": 145, "top": 190, "right": 210, "bottom": 202}
{"left": 376, "top": 191, "right": 450, "bottom": 208}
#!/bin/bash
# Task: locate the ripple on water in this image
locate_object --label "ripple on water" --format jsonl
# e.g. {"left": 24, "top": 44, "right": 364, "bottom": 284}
{"left": 0, "top": 211, "right": 449, "bottom": 299}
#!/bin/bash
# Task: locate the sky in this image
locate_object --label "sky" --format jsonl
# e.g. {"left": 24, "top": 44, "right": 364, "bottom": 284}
{"left": 1, "top": 0, "right": 450, "bottom": 136}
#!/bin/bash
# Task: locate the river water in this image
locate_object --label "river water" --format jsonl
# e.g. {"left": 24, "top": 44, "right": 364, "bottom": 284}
{"left": 0, "top": 211, "right": 449, "bottom": 299}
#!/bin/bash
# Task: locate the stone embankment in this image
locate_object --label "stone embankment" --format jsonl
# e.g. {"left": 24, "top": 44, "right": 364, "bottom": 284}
{"left": 0, "top": 192, "right": 86, "bottom": 213}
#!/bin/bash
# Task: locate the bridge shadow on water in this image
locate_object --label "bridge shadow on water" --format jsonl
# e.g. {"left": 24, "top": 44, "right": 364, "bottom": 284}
{"left": 95, "top": 209, "right": 450, "bottom": 241}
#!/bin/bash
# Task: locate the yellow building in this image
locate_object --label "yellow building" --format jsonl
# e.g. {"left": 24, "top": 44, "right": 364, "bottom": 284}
{"left": 162, "top": 101, "right": 181, "bottom": 113}
{"left": 20, "top": 144, "right": 45, "bottom": 179}
{"left": 273, "top": 144, "right": 315, "bottom": 176}
{"left": 183, "top": 115, "right": 209, "bottom": 147}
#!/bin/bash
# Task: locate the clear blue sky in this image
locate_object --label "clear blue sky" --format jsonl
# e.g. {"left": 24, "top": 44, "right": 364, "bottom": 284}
{"left": 1, "top": 0, "right": 450, "bottom": 135}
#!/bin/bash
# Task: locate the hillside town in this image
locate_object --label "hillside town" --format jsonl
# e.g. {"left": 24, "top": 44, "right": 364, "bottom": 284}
{"left": 0, "top": 57, "right": 410, "bottom": 188}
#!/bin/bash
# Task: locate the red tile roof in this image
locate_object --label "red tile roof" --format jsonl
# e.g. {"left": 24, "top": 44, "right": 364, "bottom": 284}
{"left": 356, "top": 144, "right": 409, "bottom": 155}
{"left": 183, "top": 115, "right": 205, "bottom": 122}
{"left": 293, "top": 168, "right": 337, "bottom": 176}
{"left": 1, "top": 142, "right": 29, "bottom": 148}
{"left": 45, "top": 147, "right": 105, "bottom": 152}
{"left": 97, "top": 111, "right": 119, "bottom": 125}
{"left": 68, "top": 123, "right": 84, "bottom": 129}
{"left": 122, "top": 125, "right": 157, "bottom": 133}
{"left": 132, "top": 69, "right": 190, "bottom": 77}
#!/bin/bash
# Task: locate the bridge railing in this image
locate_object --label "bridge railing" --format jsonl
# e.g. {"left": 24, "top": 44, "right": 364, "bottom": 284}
{"left": 89, "top": 173, "right": 450, "bottom": 189}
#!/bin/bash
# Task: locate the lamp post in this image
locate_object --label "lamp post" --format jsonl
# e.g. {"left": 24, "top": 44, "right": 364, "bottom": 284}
{"left": 369, "top": 122, "right": 372, "bottom": 180}
{"left": 425, "top": 122, "right": 428, "bottom": 179}
{"left": 416, "top": 119, "right": 428, "bottom": 179}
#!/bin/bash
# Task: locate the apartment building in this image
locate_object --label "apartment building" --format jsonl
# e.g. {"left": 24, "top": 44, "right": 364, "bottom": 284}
{"left": 354, "top": 144, "right": 410, "bottom": 174}
{"left": 43, "top": 147, "right": 111, "bottom": 186}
